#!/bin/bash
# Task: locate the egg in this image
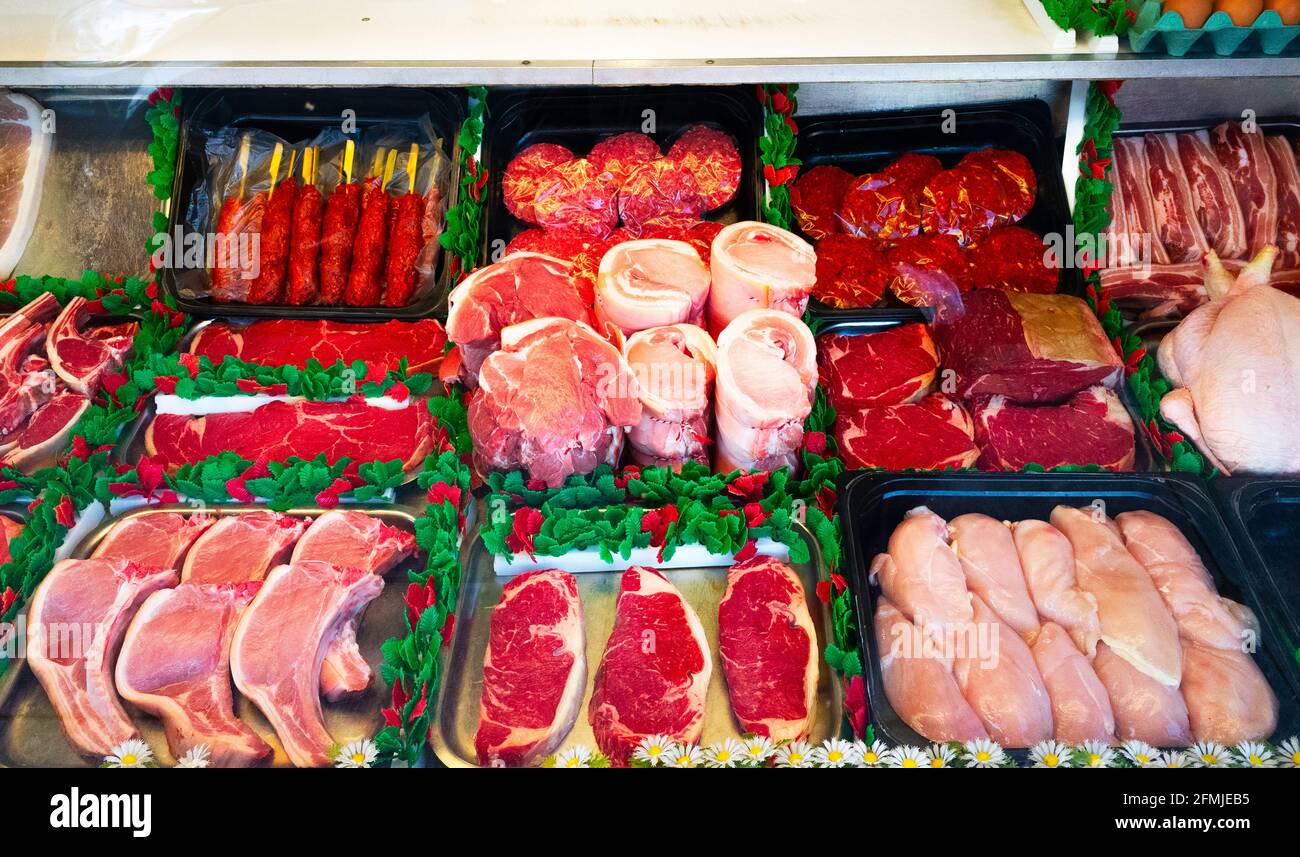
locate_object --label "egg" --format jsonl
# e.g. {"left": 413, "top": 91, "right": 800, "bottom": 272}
{"left": 1165, "top": 0, "right": 1213, "bottom": 26}
{"left": 1266, "top": 0, "right": 1300, "bottom": 25}
{"left": 1214, "top": 0, "right": 1264, "bottom": 25}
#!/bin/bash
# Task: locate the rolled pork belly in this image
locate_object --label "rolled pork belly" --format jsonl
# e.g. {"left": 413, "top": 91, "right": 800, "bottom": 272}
{"left": 594, "top": 239, "right": 711, "bottom": 337}
{"left": 623, "top": 323, "right": 717, "bottom": 468}
{"left": 706, "top": 221, "right": 816, "bottom": 337}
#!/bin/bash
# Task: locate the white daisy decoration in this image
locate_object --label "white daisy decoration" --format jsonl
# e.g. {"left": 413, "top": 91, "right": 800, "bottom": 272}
{"left": 1120, "top": 740, "right": 1160, "bottom": 768}
{"left": 175, "top": 745, "right": 211, "bottom": 769}
{"left": 857, "top": 739, "right": 889, "bottom": 767}
{"left": 664, "top": 743, "right": 705, "bottom": 769}
{"left": 962, "top": 738, "right": 1006, "bottom": 768}
{"left": 886, "top": 745, "right": 927, "bottom": 769}
{"left": 1076, "top": 740, "right": 1115, "bottom": 769}
{"left": 1278, "top": 737, "right": 1300, "bottom": 769}
{"left": 1157, "top": 751, "right": 1190, "bottom": 769}
{"left": 1235, "top": 741, "right": 1276, "bottom": 769}
{"left": 555, "top": 745, "right": 594, "bottom": 768}
{"left": 740, "top": 735, "right": 775, "bottom": 765}
{"left": 335, "top": 738, "right": 378, "bottom": 768}
{"left": 631, "top": 734, "right": 676, "bottom": 767}
{"left": 812, "top": 738, "right": 859, "bottom": 768}
{"left": 774, "top": 740, "right": 815, "bottom": 768}
{"left": 104, "top": 739, "right": 154, "bottom": 769}
{"left": 1191, "top": 741, "right": 1231, "bottom": 769}
{"left": 1029, "top": 740, "right": 1071, "bottom": 768}
{"left": 703, "top": 738, "right": 746, "bottom": 768}
{"left": 925, "top": 743, "right": 956, "bottom": 769}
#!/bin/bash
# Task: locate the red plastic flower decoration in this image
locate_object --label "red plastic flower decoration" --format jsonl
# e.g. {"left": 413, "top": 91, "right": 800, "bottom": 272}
{"left": 505, "top": 507, "right": 544, "bottom": 560}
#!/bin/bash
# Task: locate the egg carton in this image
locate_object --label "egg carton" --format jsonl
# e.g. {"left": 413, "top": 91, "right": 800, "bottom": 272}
{"left": 1128, "top": 1, "right": 1300, "bottom": 56}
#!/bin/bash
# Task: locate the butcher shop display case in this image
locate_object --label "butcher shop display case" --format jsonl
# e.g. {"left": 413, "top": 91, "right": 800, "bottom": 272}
{"left": 3, "top": 0, "right": 1300, "bottom": 792}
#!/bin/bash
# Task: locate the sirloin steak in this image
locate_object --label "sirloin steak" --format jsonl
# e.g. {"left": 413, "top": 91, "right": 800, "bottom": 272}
{"left": 973, "top": 386, "right": 1135, "bottom": 472}
{"left": 589, "top": 567, "right": 711, "bottom": 766}
{"left": 475, "top": 569, "right": 586, "bottom": 767}
{"left": 836, "top": 393, "right": 980, "bottom": 471}
{"left": 717, "top": 556, "right": 819, "bottom": 741}
{"left": 817, "top": 324, "right": 939, "bottom": 412}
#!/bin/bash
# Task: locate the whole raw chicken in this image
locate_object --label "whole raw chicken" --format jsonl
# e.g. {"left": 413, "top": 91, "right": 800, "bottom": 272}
{"left": 1159, "top": 246, "right": 1300, "bottom": 474}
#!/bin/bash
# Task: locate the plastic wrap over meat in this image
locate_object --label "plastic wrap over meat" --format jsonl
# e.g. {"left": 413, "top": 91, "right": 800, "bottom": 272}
{"left": 617, "top": 158, "right": 708, "bottom": 237}
{"left": 706, "top": 221, "right": 816, "bottom": 336}
{"left": 532, "top": 158, "right": 619, "bottom": 239}
{"left": 967, "top": 226, "right": 1056, "bottom": 293}
{"left": 919, "top": 163, "right": 1008, "bottom": 246}
{"left": 203, "top": 128, "right": 282, "bottom": 303}
{"left": 594, "top": 239, "right": 710, "bottom": 336}
{"left": 812, "top": 234, "right": 891, "bottom": 308}
{"left": 588, "top": 131, "right": 660, "bottom": 189}
{"left": 666, "top": 123, "right": 742, "bottom": 211}
{"left": 1175, "top": 131, "right": 1248, "bottom": 261}
{"left": 1144, "top": 134, "right": 1211, "bottom": 264}
{"left": 1265, "top": 135, "right": 1300, "bottom": 269}
{"left": 959, "top": 149, "right": 1037, "bottom": 223}
{"left": 624, "top": 324, "right": 717, "bottom": 467}
{"left": 502, "top": 142, "right": 574, "bottom": 223}
{"left": 1210, "top": 121, "right": 1279, "bottom": 257}
{"left": 790, "top": 165, "right": 855, "bottom": 241}
{"left": 837, "top": 171, "right": 925, "bottom": 241}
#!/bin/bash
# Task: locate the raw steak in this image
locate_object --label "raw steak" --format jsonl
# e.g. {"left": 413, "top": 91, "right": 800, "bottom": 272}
{"left": 230, "top": 561, "right": 385, "bottom": 768}
{"left": 714, "top": 309, "right": 817, "bottom": 473}
{"left": 706, "top": 221, "right": 816, "bottom": 337}
{"left": 948, "top": 513, "right": 1039, "bottom": 639}
{"left": 874, "top": 597, "right": 988, "bottom": 743}
{"left": 1111, "top": 137, "right": 1171, "bottom": 266}
{"left": 1265, "top": 135, "right": 1300, "bottom": 269}
{"left": 952, "top": 594, "right": 1053, "bottom": 747}
{"left": 1010, "top": 519, "right": 1101, "bottom": 657}
{"left": 972, "top": 386, "right": 1136, "bottom": 472}
{"left": 1210, "top": 121, "right": 1278, "bottom": 256}
{"left": 291, "top": 510, "right": 415, "bottom": 701}
{"left": 835, "top": 393, "right": 980, "bottom": 472}
{"left": 45, "top": 297, "right": 138, "bottom": 396}
{"left": 0, "top": 292, "right": 59, "bottom": 437}
{"left": 26, "top": 559, "right": 178, "bottom": 756}
{"left": 935, "top": 290, "right": 1121, "bottom": 404}
{"left": 624, "top": 323, "right": 716, "bottom": 467}
{"left": 1030, "top": 621, "right": 1115, "bottom": 745}
{"left": 594, "top": 239, "right": 710, "bottom": 336}
{"left": 92, "top": 512, "right": 213, "bottom": 570}
{"left": 469, "top": 318, "right": 641, "bottom": 487}
{"left": 115, "top": 581, "right": 271, "bottom": 767}
{"left": 1180, "top": 639, "right": 1278, "bottom": 746}
{"left": 144, "top": 398, "right": 434, "bottom": 476}
{"left": 1051, "top": 505, "right": 1183, "bottom": 687}
{"left": 445, "top": 252, "right": 594, "bottom": 385}
{"left": 816, "top": 323, "right": 938, "bottom": 412}
{"left": 181, "top": 512, "right": 307, "bottom": 584}
{"left": 475, "top": 569, "right": 586, "bottom": 767}
{"left": 718, "top": 556, "right": 819, "bottom": 741}
{"left": 1175, "top": 130, "right": 1248, "bottom": 261}
{"left": 0, "top": 389, "right": 89, "bottom": 472}
{"left": 0, "top": 91, "right": 51, "bottom": 279}
{"left": 1144, "top": 133, "right": 1211, "bottom": 264}
{"left": 589, "top": 567, "right": 711, "bottom": 766}
{"left": 1092, "top": 641, "right": 1192, "bottom": 746}
{"left": 189, "top": 318, "right": 448, "bottom": 377}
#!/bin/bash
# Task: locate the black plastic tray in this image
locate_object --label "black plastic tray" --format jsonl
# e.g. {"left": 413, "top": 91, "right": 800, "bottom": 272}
{"left": 1212, "top": 477, "right": 1300, "bottom": 666}
{"left": 837, "top": 470, "right": 1300, "bottom": 751}
{"left": 481, "top": 86, "right": 762, "bottom": 262}
{"left": 794, "top": 99, "right": 1078, "bottom": 323}
{"left": 163, "top": 87, "right": 464, "bottom": 321}
{"left": 816, "top": 313, "right": 1162, "bottom": 473}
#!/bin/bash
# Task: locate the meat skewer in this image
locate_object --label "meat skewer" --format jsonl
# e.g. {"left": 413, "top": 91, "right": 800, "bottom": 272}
{"left": 383, "top": 143, "right": 425, "bottom": 308}
{"left": 318, "top": 139, "right": 361, "bottom": 305}
{"left": 212, "top": 135, "right": 265, "bottom": 303}
{"left": 247, "top": 143, "right": 296, "bottom": 304}
{"left": 344, "top": 148, "right": 395, "bottom": 307}
{"left": 287, "top": 146, "right": 324, "bottom": 305}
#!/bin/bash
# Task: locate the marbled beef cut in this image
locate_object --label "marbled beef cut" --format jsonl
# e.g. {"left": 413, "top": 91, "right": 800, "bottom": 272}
{"left": 189, "top": 318, "right": 448, "bottom": 377}
{"left": 835, "top": 393, "right": 980, "bottom": 471}
{"left": 972, "top": 386, "right": 1136, "bottom": 472}
{"left": 816, "top": 324, "right": 938, "bottom": 412}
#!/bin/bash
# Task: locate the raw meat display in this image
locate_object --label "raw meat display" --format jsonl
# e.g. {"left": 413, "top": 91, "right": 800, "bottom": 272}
{"left": 1143, "top": 133, "right": 1211, "bottom": 263}
{"left": 115, "top": 582, "right": 272, "bottom": 768}
{"left": 594, "top": 239, "right": 711, "bottom": 336}
{"left": 0, "top": 293, "right": 59, "bottom": 438}
{"left": 144, "top": 398, "right": 434, "bottom": 476}
{"left": 503, "top": 143, "right": 575, "bottom": 223}
{"left": 26, "top": 559, "right": 178, "bottom": 757}
{"left": 965, "top": 226, "right": 1056, "bottom": 293}
{"left": 817, "top": 324, "right": 938, "bottom": 412}
{"left": 667, "top": 123, "right": 743, "bottom": 211}
{"left": 971, "top": 387, "right": 1137, "bottom": 472}
{"left": 286, "top": 148, "right": 324, "bottom": 305}
{"left": 533, "top": 158, "right": 619, "bottom": 238}
{"left": 0, "top": 389, "right": 90, "bottom": 472}
{"left": 444, "top": 252, "right": 594, "bottom": 386}
{"left": 869, "top": 507, "right": 974, "bottom": 633}
{"left": 1158, "top": 248, "right": 1300, "bottom": 474}
{"left": 1030, "top": 622, "right": 1115, "bottom": 745}
{"left": 1210, "top": 121, "right": 1279, "bottom": 257}
{"left": 0, "top": 91, "right": 51, "bottom": 279}
{"left": 810, "top": 233, "right": 891, "bottom": 308}
{"left": 503, "top": 227, "right": 615, "bottom": 291}
{"left": 468, "top": 318, "right": 641, "bottom": 487}
{"left": 948, "top": 513, "right": 1039, "bottom": 640}
{"left": 835, "top": 394, "right": 980, "bottom": 472}
{"left": 935, "top": 291, "right": 1122, "bottom": 404}
{"left": 713, "top": 309, "right": 817, "bottom": 473}
{"left": 92, "top": 512, "right": 213, "bottom": 570}
{"left": 189, "top": 318, "right": 448, "bottom": 377}
{"left": 1265, "top": 135, "right": 1300, "bottom": 269}
{"left": 623, "top": 323, "right": 716, "bottom": 468}
{"left": 790, "top": 164, "right": 855, "bottom": 241}
{"left": 1110, "top": 137, "right": 1172, "bottom": 267}
{"left": 1175, "top": 131, "right": 1248, "bottom": 261}
{"left": 717, "top": 556, "right": 819, "bottom": 741}
{"left": 475, "top": 569, "right": 586, "bottom": 767}
{"left": 617, "top": 158, "right": 705, "bottom": 236}
{"left": 1179, "top": 641, "right": 1279, "bottom": 746}
{"left": 1092, "top": 641, "right": 1192, "bottom": 746}
{"left": 230, "top": 561, "right": 385, "bottom": 768}
{"left": 706, "top": 221, "right": 816, "bottom": 336}
{"left": 589, "top": 132, "right": 659, "bottom": 188}
{"left": 44, "top": 297, "right": 138, "bottom": 397}
{"left": 1098, "top": 260, "right": 1223, "bottom": 316}
{"left": 181, "top": 512, "right": 308, "bottom": 584}
{"left": 1010, "top": 519, "right": 1101, "bottom": 657}
{"left": 588, "top": 567, "right": 711, "bottom": 766}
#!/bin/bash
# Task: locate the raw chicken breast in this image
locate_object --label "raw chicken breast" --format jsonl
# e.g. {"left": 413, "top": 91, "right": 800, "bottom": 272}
{"left": 1030, "top": 622, "right": 1115, "bottom": 745}
{"left": 1115, "top": 510, "right": 1258, "bottom": 651}
{"left": 952, "top": 594, "right": 1054, "bottom": 747}
{"left": 595, "top": 239, "right": 711, "bottom": 336}
{"left": 869, "top": 507, "right": 973, "bottom": 641}
{"left": 1051, "top": 505, "right": 1182, "bottom": 687}
{"left": 1180, "top": 640, "right": 1278, "bottom": 746}
{"left": 1093, "top": 642, "right": 1192, "bottom": 746}
{"left": 875, "top": 597, "right": 988, "bottom": 743}
{"left": 949, "top": 513, "right": 1040, "bottom": 640}
{"left": 707, "top": 221, "right": 815, "bottom": 336}
{"left": 624, "top": 323, "right": 716, "bottom": 467}
{"left": 1011, "top": 519, "right": 1102, "bottom": 657}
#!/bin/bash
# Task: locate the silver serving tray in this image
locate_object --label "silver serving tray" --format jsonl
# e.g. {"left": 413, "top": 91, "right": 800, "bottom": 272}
{"left": 431, "top": 518, "right": 844, "bottom": 767}
{"left": 0, "top": 502, "right": 423, "bottom": 768}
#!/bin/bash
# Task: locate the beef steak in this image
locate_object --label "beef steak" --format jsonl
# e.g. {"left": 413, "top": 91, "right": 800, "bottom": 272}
{"left": 190, "top": 318, "right": 448, "bottom": 377}
{"left": 836, "top": 393, "right": 980, "bottom": 471}
{"left": 817, "top": 323, "right": 938, "bottom": 412}
{"left": 973, "top": 386, "right": 1136, "bottom": 472}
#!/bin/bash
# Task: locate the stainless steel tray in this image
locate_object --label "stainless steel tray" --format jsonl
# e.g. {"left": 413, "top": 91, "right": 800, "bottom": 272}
{"left": 431, "top": 518, "right": 844, "bottom": 767}
{"left": 0, "top": 502, "right": 422, "bottom": 768}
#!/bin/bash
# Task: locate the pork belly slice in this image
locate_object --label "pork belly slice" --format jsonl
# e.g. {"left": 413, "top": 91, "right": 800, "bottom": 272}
{"left": 706, "top": 221, "right": 815, "bottom": 336}
{"left": 595, "top": 239, "right": 710, "bottom": 337}
{"left": 1210, "top": 121, "right": 1279, "bottom": 257}
{"left": 624, "top": 323, "right": 716, "bottom": 467}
